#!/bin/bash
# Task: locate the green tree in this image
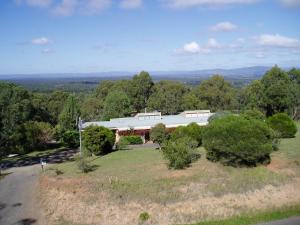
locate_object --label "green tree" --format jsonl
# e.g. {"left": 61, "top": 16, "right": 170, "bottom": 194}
{"left": 102, "top": 90, "right": 132, "bottom": 120}
{"left": 46, "top": 91, "right": 69, "bottom": 125}
{"left": 57, "top": 95, "right": 80, "bottom": 147}
{"left": 267, "top": 113, "right": 297, "bottom": 138}
{"left": 288, "top": 68, "right": 300, "bottom": 84}
{"left": 130, "top": 71, "right": 154, "bottom": 112}
{"left": 203, "top": 115, "right": 275, "bottom": 167}
{"left": 182, "top": 91, "right": 207, "bottom": 110}
{"left": 0, "top": 82, "right": 34, "bottom": 155}
{"left": 58, "top": 95, "right": 80, "bottom": 131}
{"left": 147, "top": 81, "right": 187, "bottom": 115}
{"left": 95, "top": 80, "right": 115, "bottom": 99}
{"left": 150, "top": 123, "right": 168, "bottom": 149}
{"left": 241, "top": 80, "right": 265, "bottom": 110}
{"left": 83, "top": 125, "right": 115, "bottom": 155}
{"left": 288, "top": 68, "right": 300, "bottom": 119}
{"left": 261, "top": 66, "right": 292, "bottom": 116}
{"left": 80, "top": 96, "right": 103, "bottom": 121}
{"left": 196, "top": 75, "right": 235, "bottom": 111}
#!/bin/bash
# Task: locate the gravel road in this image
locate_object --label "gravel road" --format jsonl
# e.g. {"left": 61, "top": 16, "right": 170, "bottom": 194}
{"left": 0, "top": 165, "right": 45, "bottom": 225}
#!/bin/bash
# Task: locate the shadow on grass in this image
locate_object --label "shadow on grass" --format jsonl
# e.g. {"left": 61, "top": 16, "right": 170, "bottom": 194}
{"left": 1, "top": 146, "right": 78, "bottom": 170}
{"left": 14, "top": 218, "right": 37, "bottom": 225}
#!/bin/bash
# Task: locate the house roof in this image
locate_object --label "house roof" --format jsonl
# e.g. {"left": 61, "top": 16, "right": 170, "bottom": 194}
{"left": 82, "top": 111, "right": 213, "bottom": 131}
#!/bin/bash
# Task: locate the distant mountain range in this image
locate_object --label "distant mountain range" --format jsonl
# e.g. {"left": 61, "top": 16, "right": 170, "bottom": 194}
{"left": 0, "top": 66, "right": 296, "bottom": 80}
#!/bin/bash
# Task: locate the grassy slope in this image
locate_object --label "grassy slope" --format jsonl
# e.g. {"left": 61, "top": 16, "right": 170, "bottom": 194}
{"left": 45, "top": 122, "right": 300, "bottom": 223}
{"left": 190, "top": 122, "right": 300, "bottom": 225}
{"left": 189, "top": 204, "right": 300, "bottom": 225}
{"left": 49, "top": 150, "right": 288, "bottom": 204}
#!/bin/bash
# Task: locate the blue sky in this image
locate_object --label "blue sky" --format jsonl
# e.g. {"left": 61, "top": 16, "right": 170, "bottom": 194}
{"left": 0, "top": 0, "right": 300, "bottom": 74}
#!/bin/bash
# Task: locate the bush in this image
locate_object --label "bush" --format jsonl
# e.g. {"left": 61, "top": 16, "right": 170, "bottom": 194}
{"left": 116, "top": 137, "right": 129, "bottom": 150}
{"left": 150, "top": 123, "right": 168, "bottom": 148}
{"left": 170, "top": 123, "right": 204, "bottom": 146}
{"left": 83, "top": 125, "right": 115, "bottom": 155}
{"left": 139, "top": 212, "right": 150, "bottom": 222}
{"left": 267, "top": 113, "right": 297, "bottom": 138}
{"left": 208, "top": 111, "right": 233, "bottom": 122}
{"left": 162, "top": 137, "right": 198, "bottom": 169}
{"left": 61, "top": 130, "right": 79, "bottom": 148}
{"left": 76, "top": 156, "right": 93, "bottom": 173}
{"left": 120, "top": 135, "right": 143, "bottom": 145}
{"left": 203, "top": 115, "right": 275, "bottom": 167}
{"left": 241, "top": 109, "right": 265, "bottom": 121}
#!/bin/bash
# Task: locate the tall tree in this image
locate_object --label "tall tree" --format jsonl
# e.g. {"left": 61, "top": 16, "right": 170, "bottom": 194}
{"left": 46, "top": 91, "right": 69, "bottom": 125}
{"left": 241, "top": 80, "right": 265, "bottom": 110}
{"left": 0, "top": 82, "right": 34, "bottom": 155}
{"left": 130, "top": 71, "right": 154, "bottom": 112}
{"left": 102, "top": 90, "right": 132, "bottom": 120}
{"left": 80, "top": 96, "right": 103, "bottom": 121}
{"left": 261, "top": 66, "right": 291, "bottom": 116}
{"left": 147, "top": 81, "right": 187, "bottom": 115}
{"left": 196, "top": 75, "right": 235, "bottom": 111}
{"left": 58, "top": 95, "right": 80, "bottom": 131}
{"left": 288, "top": 68, "right": 300, "bottom": 119}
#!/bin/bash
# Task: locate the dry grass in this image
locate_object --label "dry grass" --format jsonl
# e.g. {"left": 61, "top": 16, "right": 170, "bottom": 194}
{"left": 39, "top": 124, "right": 300, "bottom": 225}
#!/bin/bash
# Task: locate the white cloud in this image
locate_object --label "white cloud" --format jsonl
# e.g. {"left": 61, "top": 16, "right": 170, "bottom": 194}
{"left": 15, "top": 0, "right": 52, "bottom": 8}
{"left": 181, "top": 41, "right": 211, "bottom": 54}
{"left": 42, "top": 48, "right": 54, "bottom": 54}
{"left": 163, "top": 0, "right": 259, "bottom": 9}
{"left": 31, "top": 37, "right": 50, "bottom": 45}
{"left": 256, "top": 34, "right": 300, "bottom": 48}
{"left": 207, "top": 38, "right": 222, "bottom": 48}
{"left": 210, "top": 21, "right": 238, "bottom": 32}
{"left": 52, "top": 0, "right": 78, "bottom": 16}
{"left": 85, "top": 0, "right": 112, "bottom": 14}
{"left": 177, "top": 38, "right": 224, "bottom": 54}
{"left": 16, "top": 0, "right": 112, "bottom": 16}
{"left": 280, "top": 0, "right": 300, "bottom": 7}
{"left": 120, "top": 0, "right": 142, "bottom": 9}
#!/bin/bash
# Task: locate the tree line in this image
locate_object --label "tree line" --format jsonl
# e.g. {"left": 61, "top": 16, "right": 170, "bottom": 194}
{"left": 0, "top": 65, "right": 299, "bottom": 158}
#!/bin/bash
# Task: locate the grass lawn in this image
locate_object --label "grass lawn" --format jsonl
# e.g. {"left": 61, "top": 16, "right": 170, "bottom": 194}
{"left": 42, "top": 122, "right": 300, "bottom": 225}
{"left": 189, "top": 204, "right": 300, "bottom": 225}
{"left": 47, "top": 147, "right": 289, "bottom": 203}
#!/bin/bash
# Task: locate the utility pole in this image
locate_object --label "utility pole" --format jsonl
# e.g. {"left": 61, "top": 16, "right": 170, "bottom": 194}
{"left": 78, "top": 117, "right": 82, "bottom": 156}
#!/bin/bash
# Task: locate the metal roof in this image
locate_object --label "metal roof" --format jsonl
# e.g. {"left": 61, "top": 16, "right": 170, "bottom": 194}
{"left": 82, "top": 111, "right": 213, "bottom": 131}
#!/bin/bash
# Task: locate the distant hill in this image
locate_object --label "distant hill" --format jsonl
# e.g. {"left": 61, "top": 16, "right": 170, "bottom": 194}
{"left": 1, "top": 66, "right": 297, "bottom": 92}
{"left": 0, "top": 66, "right": 272, "bottom": 80}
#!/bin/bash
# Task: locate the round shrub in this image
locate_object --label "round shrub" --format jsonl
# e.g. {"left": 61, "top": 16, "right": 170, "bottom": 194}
{"left": 170, "top": 123, "right": 203, "bottom": 146}
{"left": 139, "top": 212, "right": 150, "bottom": 222}
{"left": 203, "top": 115, "right": 274, "bottom": 167}
{"left": 241, "top": 109, "right": 265, "bottom": 121}
{"left": 150, "top": 123, "right": 168, "bottom": 148}
{"left": 61, "top": 130, "right": 79, "bottom": 148}
{"left": 162, "top": 137, "right": 198, "bottom": 169}
{"left": 267, "top": 113, "right": 297, "bottom": 138}
{"left": 120, "top": 135, "right": 143, "bottom": 145}
{"left": 116, "top": 137, "right": 129, "bottom": 150}
{"left": 83, "top": 125, "right": 115, "bottom": 155}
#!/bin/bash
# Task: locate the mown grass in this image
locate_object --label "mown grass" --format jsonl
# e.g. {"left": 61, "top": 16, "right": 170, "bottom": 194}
{"left": 187, "top": 204, "right": 300, "bottom": 225}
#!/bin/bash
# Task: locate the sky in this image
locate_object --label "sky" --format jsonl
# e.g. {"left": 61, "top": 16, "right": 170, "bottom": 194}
{"left": 0, "top": 0, "right": 300, "bottom": 74}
